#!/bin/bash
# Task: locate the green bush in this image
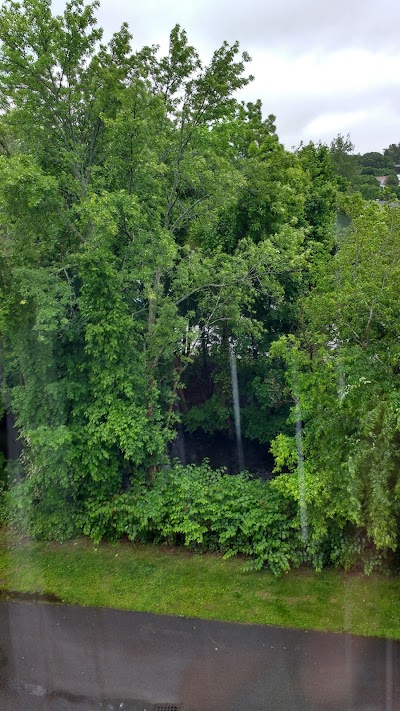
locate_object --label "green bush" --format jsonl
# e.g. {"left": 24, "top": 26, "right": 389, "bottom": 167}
{"left": 83, "top": 462, "right": 311, "bottom": 574}
{"left": 7, "top": 475, "right": 81, "bottom": 541}
{"left": 7, "top": 451, "right": 390, "bottom": 574}
{"left": 82, "top": 460, "right": 394, "bottom": 575}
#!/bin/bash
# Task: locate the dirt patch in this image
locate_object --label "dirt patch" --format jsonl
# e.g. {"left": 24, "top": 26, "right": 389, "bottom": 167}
{"left": 285, "top": 595, "right": 316, "bottom": 605}
{"left": 256, "top": 591, "right": 316, "bottom": 605}
{"left": 255, "top": 591, "right": 276, "bottom": 601}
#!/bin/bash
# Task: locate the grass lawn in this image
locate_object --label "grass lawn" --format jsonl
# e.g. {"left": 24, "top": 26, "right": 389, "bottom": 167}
{"left": 0, "top": 527, "right": 399, "bottom": 639}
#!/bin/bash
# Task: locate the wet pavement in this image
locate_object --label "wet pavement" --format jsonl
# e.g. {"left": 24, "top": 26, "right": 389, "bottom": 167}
{"left": 0, "top": 599, "right": 398, "bottom": 710}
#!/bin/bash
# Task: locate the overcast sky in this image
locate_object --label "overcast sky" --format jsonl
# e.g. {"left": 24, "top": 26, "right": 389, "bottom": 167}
{"left": 55, "top": 0, "right": 400, "bottom": 154}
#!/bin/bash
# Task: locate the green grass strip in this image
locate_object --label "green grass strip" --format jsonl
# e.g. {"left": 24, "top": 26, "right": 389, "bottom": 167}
{"left": 0, "top": 528, "right": 399, "bottom": 639}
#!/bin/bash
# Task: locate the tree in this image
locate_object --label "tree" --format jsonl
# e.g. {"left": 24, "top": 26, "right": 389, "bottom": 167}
{"left": 329, "top": 134, "right": 360, "bottom": 188}
{"left": 359, "top": 151, "right": 393, "bottom": 172}
{"left": 297, "top": 141, "right": 338, "bottom": 244}
{"left": 384, "top": 143, "right": 400, "bottom": 165}
{"left": 385, "top": 174, "right": 399, "bottom": 188}
{"left": 271, "top": 196, "right": 400, "bottom": 568}
{"left": 0, "top": 0, "right": 308, "bottom": 536}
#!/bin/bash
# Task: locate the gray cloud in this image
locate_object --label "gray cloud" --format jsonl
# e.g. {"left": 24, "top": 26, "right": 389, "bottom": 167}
{"left": 281, "top": 99, "right": 399, "bottom": 154}
{"left": 188, "top": 0, "right": 400, "bottom": 55}
{"left": 54, "top": 0, "right": 400, "bottom": 59}
{"left": 247, "top": 80, "right": 399, "bottom": 153}
{"left": 262, "top": 83, "right": 398, "bottom": 130}
{"left": 53, "top": 0, "right": 400, "bottom": 57}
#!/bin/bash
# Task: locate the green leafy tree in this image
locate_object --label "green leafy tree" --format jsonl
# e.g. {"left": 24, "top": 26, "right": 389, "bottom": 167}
{"left": 329, "top": 134, "right": 360, "bottom": 188}
{"left": 359, "top": 151, "right": 393, "bottom": 171}
{"left": 297, "top": 141, "right": 338, "bottom": 244}
{"left": 383, "top": 143, "right": 400, "bottom": 165}
{"left": 0, "top": 0, "right": 307, "bottom": 537}
{"left": 271, "top": 197, "right": 400, "bottom": 569}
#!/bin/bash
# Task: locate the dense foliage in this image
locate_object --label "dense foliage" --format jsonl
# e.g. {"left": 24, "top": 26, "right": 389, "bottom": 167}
{"left": 270, "top": 197, "right": 400, "bottom": 571}
{"left": 0, "top": 0, "right": 399, "bottom": 573}
{"left": 82, "top": 462, "right": 303, "bottom": 574}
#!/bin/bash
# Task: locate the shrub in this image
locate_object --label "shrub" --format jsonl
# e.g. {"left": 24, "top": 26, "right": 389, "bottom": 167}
{"left": 7, "top": 474, "right": 81, "bottom": 541}
{"left": 83, "top": 462, "right": 311, "bottom": 574}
